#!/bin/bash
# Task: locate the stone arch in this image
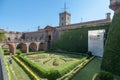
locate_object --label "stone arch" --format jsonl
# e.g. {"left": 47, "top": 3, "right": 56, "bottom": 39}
{"left": 16, "top": 43, "right": 22, "bottom": 50}
{"left": 29, "top": 42, "right": 37, "bottom": 52}
{"left": 39, "top": 42, "right": 45, "bottom": 51}
{"left": 17, "top": 43, "right": 27, "bottom": 53}
{"left": 1, "top": 43, "right": 15, "bottom": 54}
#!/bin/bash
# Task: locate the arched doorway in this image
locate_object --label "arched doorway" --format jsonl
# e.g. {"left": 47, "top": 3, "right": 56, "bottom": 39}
{"left": 45, "top": 26, "right": 55, "bottom": 50}
{"left": 47, "top": 35, "right": 51, "bottom": 50}
{"left": 16, "top": 43, "right": 22, "bottom": 50}
{"left": 29, "top": 42, "right": 37, "bottom": 52}
{"left": 2, "top": 44, "right": 15, "bottom": 55}
{"left": 39, "top": 42, "right": 45, "bottom": 51}
{"left": 17, "top": 43, "right": 27, "bottom": 53}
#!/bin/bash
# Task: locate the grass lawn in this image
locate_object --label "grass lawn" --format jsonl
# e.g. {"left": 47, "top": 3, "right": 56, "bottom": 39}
{"left": 72, "top": 57, "right": 120, "bottom": 80}
{"left": 25, "top": 53, "right": 86, "bottom": 72}
{"left": 9, "top": 58, "right": 31, "bottom": 80}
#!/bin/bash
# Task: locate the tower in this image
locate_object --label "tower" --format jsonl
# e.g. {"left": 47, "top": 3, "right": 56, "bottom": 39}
{"left": 59, "top": 2, "right": 71, "bottom": 26}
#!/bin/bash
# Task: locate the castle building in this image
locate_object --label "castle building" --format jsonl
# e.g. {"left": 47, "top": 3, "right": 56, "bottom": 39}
{"left": 1, "top": 9, "right": 111, "bottom": 54}
{"left": 59, "top": 11, "right": 71, "bottom": 26}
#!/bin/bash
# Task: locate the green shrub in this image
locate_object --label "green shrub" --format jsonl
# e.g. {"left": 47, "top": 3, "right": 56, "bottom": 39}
{"left": 4, "top": 49, "right": 9, "bottom": 52}
{"left": 60, "top": 57, "right": 87, "bottom": 76}
{"left": 86, "top": 51, "right": 93, "bottom": 59}
{"left": 53, "top": 59, "right": 59, "bottom": 66}
{"left": 3, "top": 49, "right": 9, "bottom": 55}
{"left": 18, "top": 55, "right": 62, "bottom": 79}
{"left": 12, "top": 56, "right": 39, "bottom": 80}
{"left": 16, "top": 50, "right": 22, "bottom": 55}
{"left": 0, "top": 32, "right": 6, "bottom": 41}
{"left": 101, "top": 12, "right": 120, "bottom": 76}
{"left": 25, "top": 51, "right": 46, "bottom": 55}
{"left": 18, "top": 54, "right": 87, "bottom": 79}
{"left": 92, "top": 71, "right": 114, "bottom": 80}
{"left": 47, "top": 70, "right": 61, "bottom": 80}
{"left": 18, "top": 55, "right": 47, "bottom": 78}
{"left": 43, "top": 59, "right": 51, "bottom": 64}
{"left": 54, "top": 25, "right": 110, "bottom": 53}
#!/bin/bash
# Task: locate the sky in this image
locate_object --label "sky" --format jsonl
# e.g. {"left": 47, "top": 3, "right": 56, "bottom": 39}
{"left": 0, "top": 0, "right": 113, "bottom": 32}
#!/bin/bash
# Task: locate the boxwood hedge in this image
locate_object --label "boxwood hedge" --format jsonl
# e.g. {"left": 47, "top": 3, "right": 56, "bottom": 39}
{"left": 17, "top": 55, "right": 87, "bottom": 79}
{"left": 101, "top": 12, "right": 120, "bottom": 76}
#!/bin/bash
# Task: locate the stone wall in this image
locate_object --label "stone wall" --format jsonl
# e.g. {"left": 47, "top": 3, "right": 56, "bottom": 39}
{"left": 5, "top": 31, "right": 23, "bottom": 42}
{"left": 23, "top": 31, "right": 45, "bottom": 41}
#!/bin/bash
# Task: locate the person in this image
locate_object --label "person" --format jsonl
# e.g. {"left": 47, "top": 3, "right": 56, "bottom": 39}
{"left": 9, "top": 58, "right": 12, "bottom": 64}
{"left": 8, "top": 57, "right": 12, "bottom": 64}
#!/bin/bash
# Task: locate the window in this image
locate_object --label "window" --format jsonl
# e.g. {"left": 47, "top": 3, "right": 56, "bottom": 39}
{"left": 67, "top": 17, "right": 69, "bottom": 20}
{"left": 8, "top": 38, "right": 10, "bottom": 41}
{"left": 62, "top": 23, "right": 63, "bottom": 26}
{"left": 61, "top": 17, "right": 64, "bottom": 20}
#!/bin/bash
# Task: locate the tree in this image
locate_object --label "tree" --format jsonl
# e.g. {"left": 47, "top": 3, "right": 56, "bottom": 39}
{"left": 0, "top": 32, "right": 6, "bottom": 41}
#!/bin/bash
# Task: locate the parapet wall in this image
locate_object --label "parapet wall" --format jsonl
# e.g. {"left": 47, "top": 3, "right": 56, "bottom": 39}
{"left": 56, "top": 18, "right": 111, "bottom": 31}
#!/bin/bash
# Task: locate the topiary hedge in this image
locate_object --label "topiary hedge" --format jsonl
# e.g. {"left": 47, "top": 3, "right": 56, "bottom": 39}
{"left": 101, "top": 12, "right": 120, "bottom": 76}
{"left": 18, "top": 55, "right": 61, "bottom": 79}
{"left": 17, "top": 55, "right": 47, "bottom": 78}
{"left": 17, "top": 55, "right": 87, "bottom": 79}
{"left": 92, "top": 71, "right": 114, "bottom": 80}
{"left": 54, "top": 25, "right": 110, "bottom": 53}
{"left": 60, "top": 57, "right": 87, "bottom": 76}
{"left": 12, "top": 56, "right": 39, "bottom": 80}
{"left": 47, "top": 70, "right": 60, "bottom": 80}
{"left": 16, "top": 49, "right": 22, "bottom": 55}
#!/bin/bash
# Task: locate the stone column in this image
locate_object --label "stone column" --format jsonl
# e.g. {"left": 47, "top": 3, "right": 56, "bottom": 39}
{"left": 26, "top": 43, "right": 29, "bottom": 53}
{"left": 36, "top": 42, "right": 40, "bottom": 51}
{"left": 109, "top": 0, "right": 120, "bottom": 14}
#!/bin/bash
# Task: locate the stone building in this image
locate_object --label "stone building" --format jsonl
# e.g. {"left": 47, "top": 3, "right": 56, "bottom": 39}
{"left": 22, "top": 11, "right": 111, "bottom": 50}
{"left": 0, "top": 10, "right": 111, "bottom": 54}
{"left": 5, "top": 31, "right": 23, "bottom": 42}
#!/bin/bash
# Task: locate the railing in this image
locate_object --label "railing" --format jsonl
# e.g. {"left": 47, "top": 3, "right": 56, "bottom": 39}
{"left": 0, "top": 50, "right": 8, "bottom": 80}
{"left": 1, "top": 39, "right": 45, "bottom": 43}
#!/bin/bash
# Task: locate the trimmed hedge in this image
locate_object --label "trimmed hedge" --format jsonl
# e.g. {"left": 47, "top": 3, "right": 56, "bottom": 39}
{"left": 101, "top": 12, "right": 120, "bottom": 76}
{"left": 3, "top": 49, "right": 9, "bottom": 55}
{"left": 17, "top": 54, "right": 87, "bottom": 79}
{"left": 18, "top": 55, "right": 61, "bottom": 79}
{"left": 12, "top": 56, "right": 39, "bottom": 80}
{"left": 54, "top": 24, "right": 110, "bottom": 53}
{"left": 92, "top": 71, "right": 114, "bottom": 80}
{"left": 0, "top": 48, "right": 11, "bottom": 80}
{"left": 47, "top": 70, "right": 60, "bottom": 80}
{"left": 60, "top": 57, "right": 87, "bottom": 76}
{"left": 16, "top": 49, "right": 22, "bottom": 55}
{"left": 60, "top": 56, "right": 95, "bottom": 80}
{"left": 17, "top": 55, "right": 47, "bottom": 78}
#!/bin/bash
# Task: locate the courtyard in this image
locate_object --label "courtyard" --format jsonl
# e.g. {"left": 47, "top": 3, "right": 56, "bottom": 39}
{"left": 6, "top": 51, "right": 93, "bottom": 80}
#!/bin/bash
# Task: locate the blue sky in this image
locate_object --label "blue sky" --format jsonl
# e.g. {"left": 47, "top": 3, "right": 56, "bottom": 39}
{"left": 0, "top": 0, "right": 113, "bottom": 32}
